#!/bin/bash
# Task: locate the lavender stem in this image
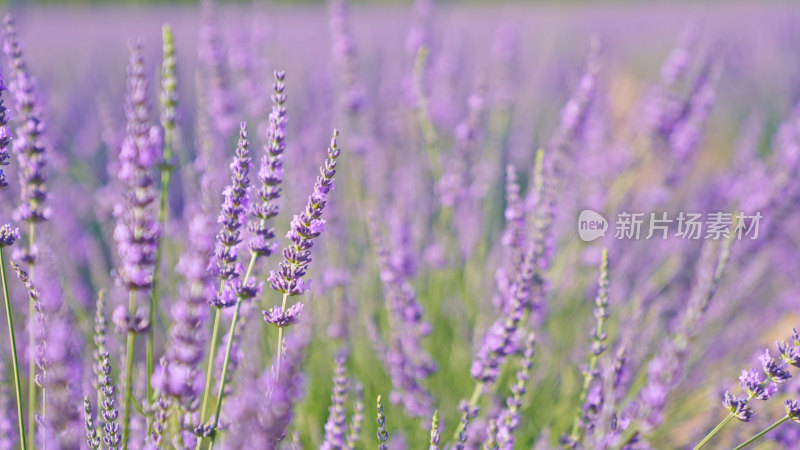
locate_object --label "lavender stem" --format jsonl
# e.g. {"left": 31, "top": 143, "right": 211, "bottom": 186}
{"left": 205, "top": 254, "right": 257, "bottom": 449}
{"left": 27, "top": 222, "right": 35, "bottom": 448}
{"left": 276, "top": 293, "right": 289, "bottom": 378}
{"left": 0, "top": 248, "right": 27, "bottom": 450}
{"left": 121, "top": 289, "right": 137, "bottom": 450}
{"left": 146, "top": 24, "right": 178, "bottom": 434}
{"left": 732, "top": 415, "right": 789, "bottom": 450}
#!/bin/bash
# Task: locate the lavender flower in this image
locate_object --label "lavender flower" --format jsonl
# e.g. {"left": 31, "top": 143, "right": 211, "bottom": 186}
{"left": 329, "top": 0, "right": 364, "bottom": 115}
{"left": 369, "top": 216, "right": 435, "bottom": 418}
{"left": 0, "top": 225, "right": 18, "bottom": 248}
{"left": 786, "top": 400, "right": 800, "bottom": 422}
{"left": 159, "top": 24, "right": 177, "bottom": 133}
{"left": 0, "top": 74, "right": 10, "bottom": 191}
{"left": 113, "top": 39, "right": 160, "bottom": 292}
{"left": 497, "top": 333, "right": 535, "bottom": 449}
{"left": 377, "top": 395, "right": 388, "bottom": 450}
{"left": 11, "top": 262, "right": 47, "bottom": 392}
{"left": 153, "top": 209, "right": 212, "bottom": 407}
{"left": 321, "top": 353, "right": 349, "bottom": 450}
{"left": 151, "top": 396, "right": 168, "bottom": 447}
{"left": 346, "top": 383, "right": 364, "bottom": 449}
{"left": 268, "top": 129, "right": 341, "bottom": 298}
{"left": 83, "top": 397, "right": 101, "bottom": 450}
{"left": 454, "top": 402, "right": 473, "bottom": 450}
{"left": 723, "top": 392, "right": 753, "bottom": 422}
{"left": 249, "top": 71, "right": 287, "bottom": 258}
{"left": 429, "top": 410, "right": 440, "bottom": 449}
{"left": 99, "top": 352, "right": 120, "bottom": 449}
{"left": 210, "top": 121, "right": 253, "bottom": 308}
{"left": 3, "top": 15, "right": 50, "bottom": 226}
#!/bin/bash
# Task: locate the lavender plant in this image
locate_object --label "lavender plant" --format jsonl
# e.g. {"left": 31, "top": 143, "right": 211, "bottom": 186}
{"left": 0, "top": 3, "right": 798, "bottom": 449}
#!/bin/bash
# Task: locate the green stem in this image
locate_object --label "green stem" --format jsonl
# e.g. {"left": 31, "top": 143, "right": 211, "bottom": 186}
{"left": 122, "top": 290, "right": 137, "bottom": 450}
{"left": 146, "top": 126, "right": 174, "bottom": 437}
{"left": 196, "top": 256, "right": 257, "bottom": 449}
{"left": 206, "top": 299, "right": 243, "bottom": 450}
{"left": 693, "top": 413, "right": 736, "bottom": 450}
{"left": 1, "top": 248, "right": 28, "bottom": 450}
{"left": 275, "top": 293, "right": 289, "bottom": 379}
{"left": 27, "top": 222, "right": 35, "bottom": 450}
{"left": 196, "top": 307, "right": 221, "bottom": 448}
{"left": 732, "top": 415, "right": 790, "bottom": 450}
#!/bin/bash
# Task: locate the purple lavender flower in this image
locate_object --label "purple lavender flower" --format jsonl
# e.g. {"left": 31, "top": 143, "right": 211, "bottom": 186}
{"left": 454, "top": 401, "right": 473, "bottom": 450}
{"left": 151, "top": 396, "right": 168, "bottom": 448}
{"left": 377, "top": 395, "right": 388, "bottom": 450}
{"left": 249, "top": 71, "right": 287, "bottom": 258}
{"left": 786, "top": 399, "right": 800, "bottom": 422}
{"left": 723, "top": 392, "right": 753, "bottom": 422}
{"left": 210, "top": 121, "right": 253, "bottom": 308}
{"left": 0, "top": 73, "right": 10, "bottom": 191}
{"left": 153, "top": 209, "right": 212, "bottom": 407}
{"left": 429, "top": 410, "right": 440, "bottom": 449}
{"left": 3, "top": 15, "right": 50, "bottom": 226}
{"left": 369, "top": 216, "right": 435, "bottom": 418}
{"left": 0, "top": 225, "right": 18, "bottom": 248}
{"left": 222, "top": 329, "right": 309, "bottom": 449}
{"left": 268, "top": 129, "right": 341, "bottom": 298}
{"left": 263, "top": 303, "right": 303, "bottom": 328}
{"left": 198, "top": 0, "right": 235, "bottom": 138}
{"left": 346, "top": 383, "right": 364, "bottom": 449}
{"left": 113, "top": 40, "right": 160, "bottom": 292}
{"left": 497, "top": 333, "right": 535, "bottom": 449}
{"left": 83, "top": 397, "right": 101, "bottom": 450}
{"left": 321, "top": 353, "right": 349, "bottom": 450}
{"left": 778, "top": 329, "right": 800, "bottom": 368}
{"left": 761, "top": 349, "right": 792, "bottom": 383}
{"left": 329, "top": 0, "right": 364, "bottom": 115}
{"left": 98, "top": 352, "right": 120, "bottom": 449}
{"left": 739, "top": 369, "right": 776, "bottom": 401}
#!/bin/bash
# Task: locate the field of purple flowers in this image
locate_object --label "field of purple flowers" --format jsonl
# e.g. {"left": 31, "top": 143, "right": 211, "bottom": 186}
{"left": 1, "top": 1, "right": 800, "bottom": 449}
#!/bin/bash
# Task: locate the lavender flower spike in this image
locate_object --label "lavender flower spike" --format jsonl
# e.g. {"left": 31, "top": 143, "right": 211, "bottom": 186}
{"left": 249, "top": 70, "right": 287, "bottom": 258}
{"left": 0, "top": 74, "right": 11, "bottom": 191}
{"left": 99, "top": 352, "right": 120, "bottom": 450}
{"left": 322, "top": 352, "right": 349, "bottom": 450}
{"left": 346, "top": 383, "right": 364, "bottom": 449}
{"left": 83, "top": 397, "right": 101, "bottom": 450}
{"left": 3, "top": 15, "right": 51, "bottom": 227}
{"left": 377, "top": 395, "right": 389, "bottom": 450}
{"left": 210, "top": 121, "right": 253, "bottom": 308}
{"left": 113, "top": 39, "right": 160, "bottom": 292}
{"left": 269, "top": 129, "right": 342, "bottom": 297}
{"left": 0, "top": 225, "right": 18, "bottom": 248}
{"left": 497, "top": 333, "right": 536, "bottom": 449}
{"left": 429, "top": 410, "right": 440, "bottom": 450}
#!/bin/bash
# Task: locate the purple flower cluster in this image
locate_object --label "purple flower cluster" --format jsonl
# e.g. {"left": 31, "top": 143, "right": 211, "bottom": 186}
{"left": 0, "top": 74, "right": 10, "bottom": 191}
{"left": 2, "top": 16, "right": 50, "bottom": 226}
{"left": 267, "top": 129, "right": 341, "bottom": 298}
{"left": 210, "top": 122, "right": 255, "bottom": 308}
{"left": 113, "top": 40, "right": 161, "bottom": 292}
{"left": 248, "top": 71, "right": 287, "bottom": 258}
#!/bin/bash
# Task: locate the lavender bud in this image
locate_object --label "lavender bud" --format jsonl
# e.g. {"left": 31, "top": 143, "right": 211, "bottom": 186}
{"left": 321, "top": 352, "right": 349, "bottom": 450}
{"left": 83, "top": 397, "right": 101, "bottom": 450}
{"left": 377, "top": 395, "right": 389, "bottom": 450}
{"left": 0, "top": 225, "right": 19, "bottom": 248}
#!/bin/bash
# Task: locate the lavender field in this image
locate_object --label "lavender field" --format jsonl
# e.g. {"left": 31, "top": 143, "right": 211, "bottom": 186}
{"left": 2, "top": 1, "right": 800, "bottom": 449}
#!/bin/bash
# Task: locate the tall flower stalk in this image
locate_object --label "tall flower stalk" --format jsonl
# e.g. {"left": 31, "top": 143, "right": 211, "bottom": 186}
{"left": 196, "top": 71, "right": 287, "bottom": 447}
{"left": 3, "top": 17, "right": 51, "bottom": 445}
{"left": 0, "top": 226, "right": 26, "bottom": 450}
{"left": 266, "top": 129, "right": 342, "bottom": 376}
{"left": 114, "top": 40, "right": 160, "bottom": 450}
{"left": 145, "top": 24, "right": 179, "bottom": 427}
